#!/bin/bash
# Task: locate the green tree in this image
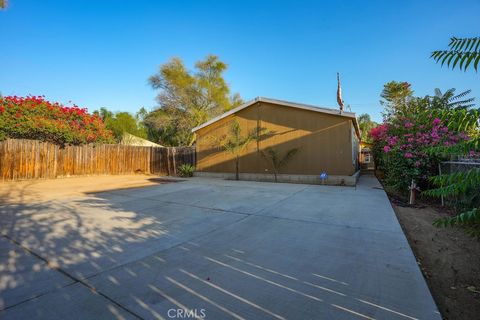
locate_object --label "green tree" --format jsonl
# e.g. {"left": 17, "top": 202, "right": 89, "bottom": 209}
{"left": 147, "top": 55, "right": 243, "bottom": 146}
{"left": 94, "top": 108, "right": 147, "bottom": 142}
{"left": 357, "top": 113, "right": 377, "bottom": 143}
{"left": 142, "top": 108, "right": 188, "bottom": 146}
{"left": 94, "top": 107, "right": 113, "bottom": 122}
{"left": 426, "top": 37, "right": 480, "bottom": 236}
{"left": 431, "top": 37, "right": 480, "bottom": 72}
{"left": 432, "top": 88, "right": 475, "bottom": 110}
{"left": 380, "top": 81, "right": 414, "bottom": 118}
{"left": 261, "top": 147, "right": 299, "bottom": 182}
{"left": 216, "top": 120, "right": 264, "bottom": 181}
{"left": 423, "top": 140, "right": 480, "bottom": 237}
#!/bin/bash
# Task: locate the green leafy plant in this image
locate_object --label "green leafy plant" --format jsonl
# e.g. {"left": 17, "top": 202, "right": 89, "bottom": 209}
{"left": 433, "top": 208, "right": 480, "bottom": 237}
{"left": 425, "top": 38, "right": 480, "bottom": 236}
{"left": 216, "top": 120, "right": 266, "bottom": 181}
{"left": 357, "top": 113, "right": 377, "bottom": 143}
{"left": 422, "top": 137, "right": 480, "bottom": 237}
{"left": 261, "top": 147, "right": 299, "bottom": 182}
{"left": 371, "top": 85, "right": 479, "bottom": 195}
{"left": 431, "top": 37, "right": 480, "bottom": 72}
{"left": 147, "top": 55, "right": 243, "bottom": 146}
{"left": 424, "top": 158, "right": 480, "bottom": 237}
{"left": 94, "top": 108, "right": 148, "bottom": 142}
{"left": 178, "top": 163, "right": 195, "bottom": 177}
{"left": 433, "top": 88, "right": 475, "bottom": 110}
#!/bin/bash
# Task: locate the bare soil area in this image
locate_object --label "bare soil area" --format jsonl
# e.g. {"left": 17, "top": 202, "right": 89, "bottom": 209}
{"left": 391, "top": 201, "right": 480, "bottom": 320}
{"left": 0, "top": 175, "right": 180, "bottom": 204}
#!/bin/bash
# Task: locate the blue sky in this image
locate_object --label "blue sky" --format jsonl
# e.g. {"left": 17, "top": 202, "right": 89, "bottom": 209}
{"left": 1, "top": 0, "right": 479, "bottom": 122}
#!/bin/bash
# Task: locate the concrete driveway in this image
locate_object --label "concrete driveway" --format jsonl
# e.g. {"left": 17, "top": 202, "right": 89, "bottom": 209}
{"left": 0, "top": 175, "right": 440, "bottom": 319}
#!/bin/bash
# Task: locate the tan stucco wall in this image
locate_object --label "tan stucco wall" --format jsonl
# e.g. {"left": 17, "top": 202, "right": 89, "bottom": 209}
{"left": 195, "top": 101, "right": 357, "bottom": 176}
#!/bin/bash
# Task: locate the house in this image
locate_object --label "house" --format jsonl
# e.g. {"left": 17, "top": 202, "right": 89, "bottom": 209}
{"left": 120, "top": 132, "right": 163, "bottom": 147}
{"left": 360, "top": 142, "right": 375, "bottom": 170}
{"left": 192, "top": 97, "right": 361, "bottom": 185}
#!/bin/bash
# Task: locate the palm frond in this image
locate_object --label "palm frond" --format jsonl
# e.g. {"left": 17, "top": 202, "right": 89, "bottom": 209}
{"left": 450, "top": 89, "right": 471, "bottom": 101}
{"left": 434, "top": 88, "right": 443, "bottom": 98}
{"left": 279, "top": 148, "right": 299, "bottom": 167}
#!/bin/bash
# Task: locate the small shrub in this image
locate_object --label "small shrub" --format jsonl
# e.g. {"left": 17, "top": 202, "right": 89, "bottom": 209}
{"left": 178, "top": 163, "right": 195, "bottom": 177}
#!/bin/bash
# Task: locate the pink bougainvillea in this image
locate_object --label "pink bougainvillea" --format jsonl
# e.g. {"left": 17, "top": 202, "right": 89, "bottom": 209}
{"left": 370, "top": 123, "right": 388, "bottom": 141}
{"left": 369, "top": 115, "right": 469, "bottom": 191}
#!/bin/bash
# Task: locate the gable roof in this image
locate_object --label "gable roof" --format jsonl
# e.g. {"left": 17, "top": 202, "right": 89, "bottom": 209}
{"left": 121, "top": 132, "right": 163, "bottom": 147}
{"left": 191, "top": 97, "right": 361, "bottom": 138}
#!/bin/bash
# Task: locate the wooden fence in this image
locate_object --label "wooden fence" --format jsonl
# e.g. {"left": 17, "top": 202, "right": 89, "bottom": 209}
{"left": 0, "top": 139, "right": 196, "bottom": 181}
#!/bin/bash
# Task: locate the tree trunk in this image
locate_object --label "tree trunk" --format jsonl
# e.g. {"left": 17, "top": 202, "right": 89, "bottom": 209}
{"left": 274, "top": 171, "right": 278, "bottom": 183}
{"left": 235, "top": 156, "right": 239, "bottom": 180}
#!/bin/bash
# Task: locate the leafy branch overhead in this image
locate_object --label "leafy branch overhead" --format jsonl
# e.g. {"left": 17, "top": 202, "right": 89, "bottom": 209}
{"left": 431, "top": 37, "right": 480, "bottom": 71}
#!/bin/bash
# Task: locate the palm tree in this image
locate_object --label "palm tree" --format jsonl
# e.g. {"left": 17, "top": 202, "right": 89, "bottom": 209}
{"left": 218, "top": 120, "right": 265, "bottom": 180}
{"left": 261, "top": 147, "right": 299, "bottom": 182}
{"left": 431, "top": 37, "right": 480, "bottom": 72}
{"left": 433, "top": 88, "right": 475, "bottom": 110}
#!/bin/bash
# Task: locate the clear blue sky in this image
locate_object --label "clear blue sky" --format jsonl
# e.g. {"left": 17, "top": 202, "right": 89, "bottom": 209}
{"left": 1, "top": 0, "right": 479, "bottom": 122}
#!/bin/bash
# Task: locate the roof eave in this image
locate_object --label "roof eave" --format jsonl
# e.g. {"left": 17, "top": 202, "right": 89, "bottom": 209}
{"left": 191, "top": 96, "right": 357, "bottom": 133}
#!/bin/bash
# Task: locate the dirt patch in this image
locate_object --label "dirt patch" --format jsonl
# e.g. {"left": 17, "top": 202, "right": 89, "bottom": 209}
{"left": 0, "top": 175, "right": 182, "bottom": 204}
{"left": 392, "top": 202, "right": 480, "bottom": 320}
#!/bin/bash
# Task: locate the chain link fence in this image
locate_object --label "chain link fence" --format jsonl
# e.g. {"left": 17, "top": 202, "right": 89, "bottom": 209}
{"left": 438, "top": 157, "right": 480, "bottom": 206}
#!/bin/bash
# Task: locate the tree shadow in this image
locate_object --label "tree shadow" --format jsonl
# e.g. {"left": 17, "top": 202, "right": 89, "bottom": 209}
{"left": 0, "top": 182, "right": 176, "bottom": 318}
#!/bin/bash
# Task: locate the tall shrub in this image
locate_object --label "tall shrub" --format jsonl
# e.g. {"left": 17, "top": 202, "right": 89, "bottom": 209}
{"left": 0, "top": 95, "right": 115, "bottom": 145}
{"left": 371, "top": 112, "right": 469, "bottom": 192}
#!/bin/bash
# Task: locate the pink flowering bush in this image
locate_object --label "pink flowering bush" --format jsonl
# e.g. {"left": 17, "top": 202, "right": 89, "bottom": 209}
{"left": 371, "top": 115, "right": 469, "bottom": 192}
{"left": 0, "top": 95, "right": 115, "bottom": 145}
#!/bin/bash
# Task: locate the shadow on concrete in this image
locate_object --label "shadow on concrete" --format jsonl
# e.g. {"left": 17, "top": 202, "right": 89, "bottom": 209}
{"left": 0, "top": 177, "right": 440, "bottom": 320}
